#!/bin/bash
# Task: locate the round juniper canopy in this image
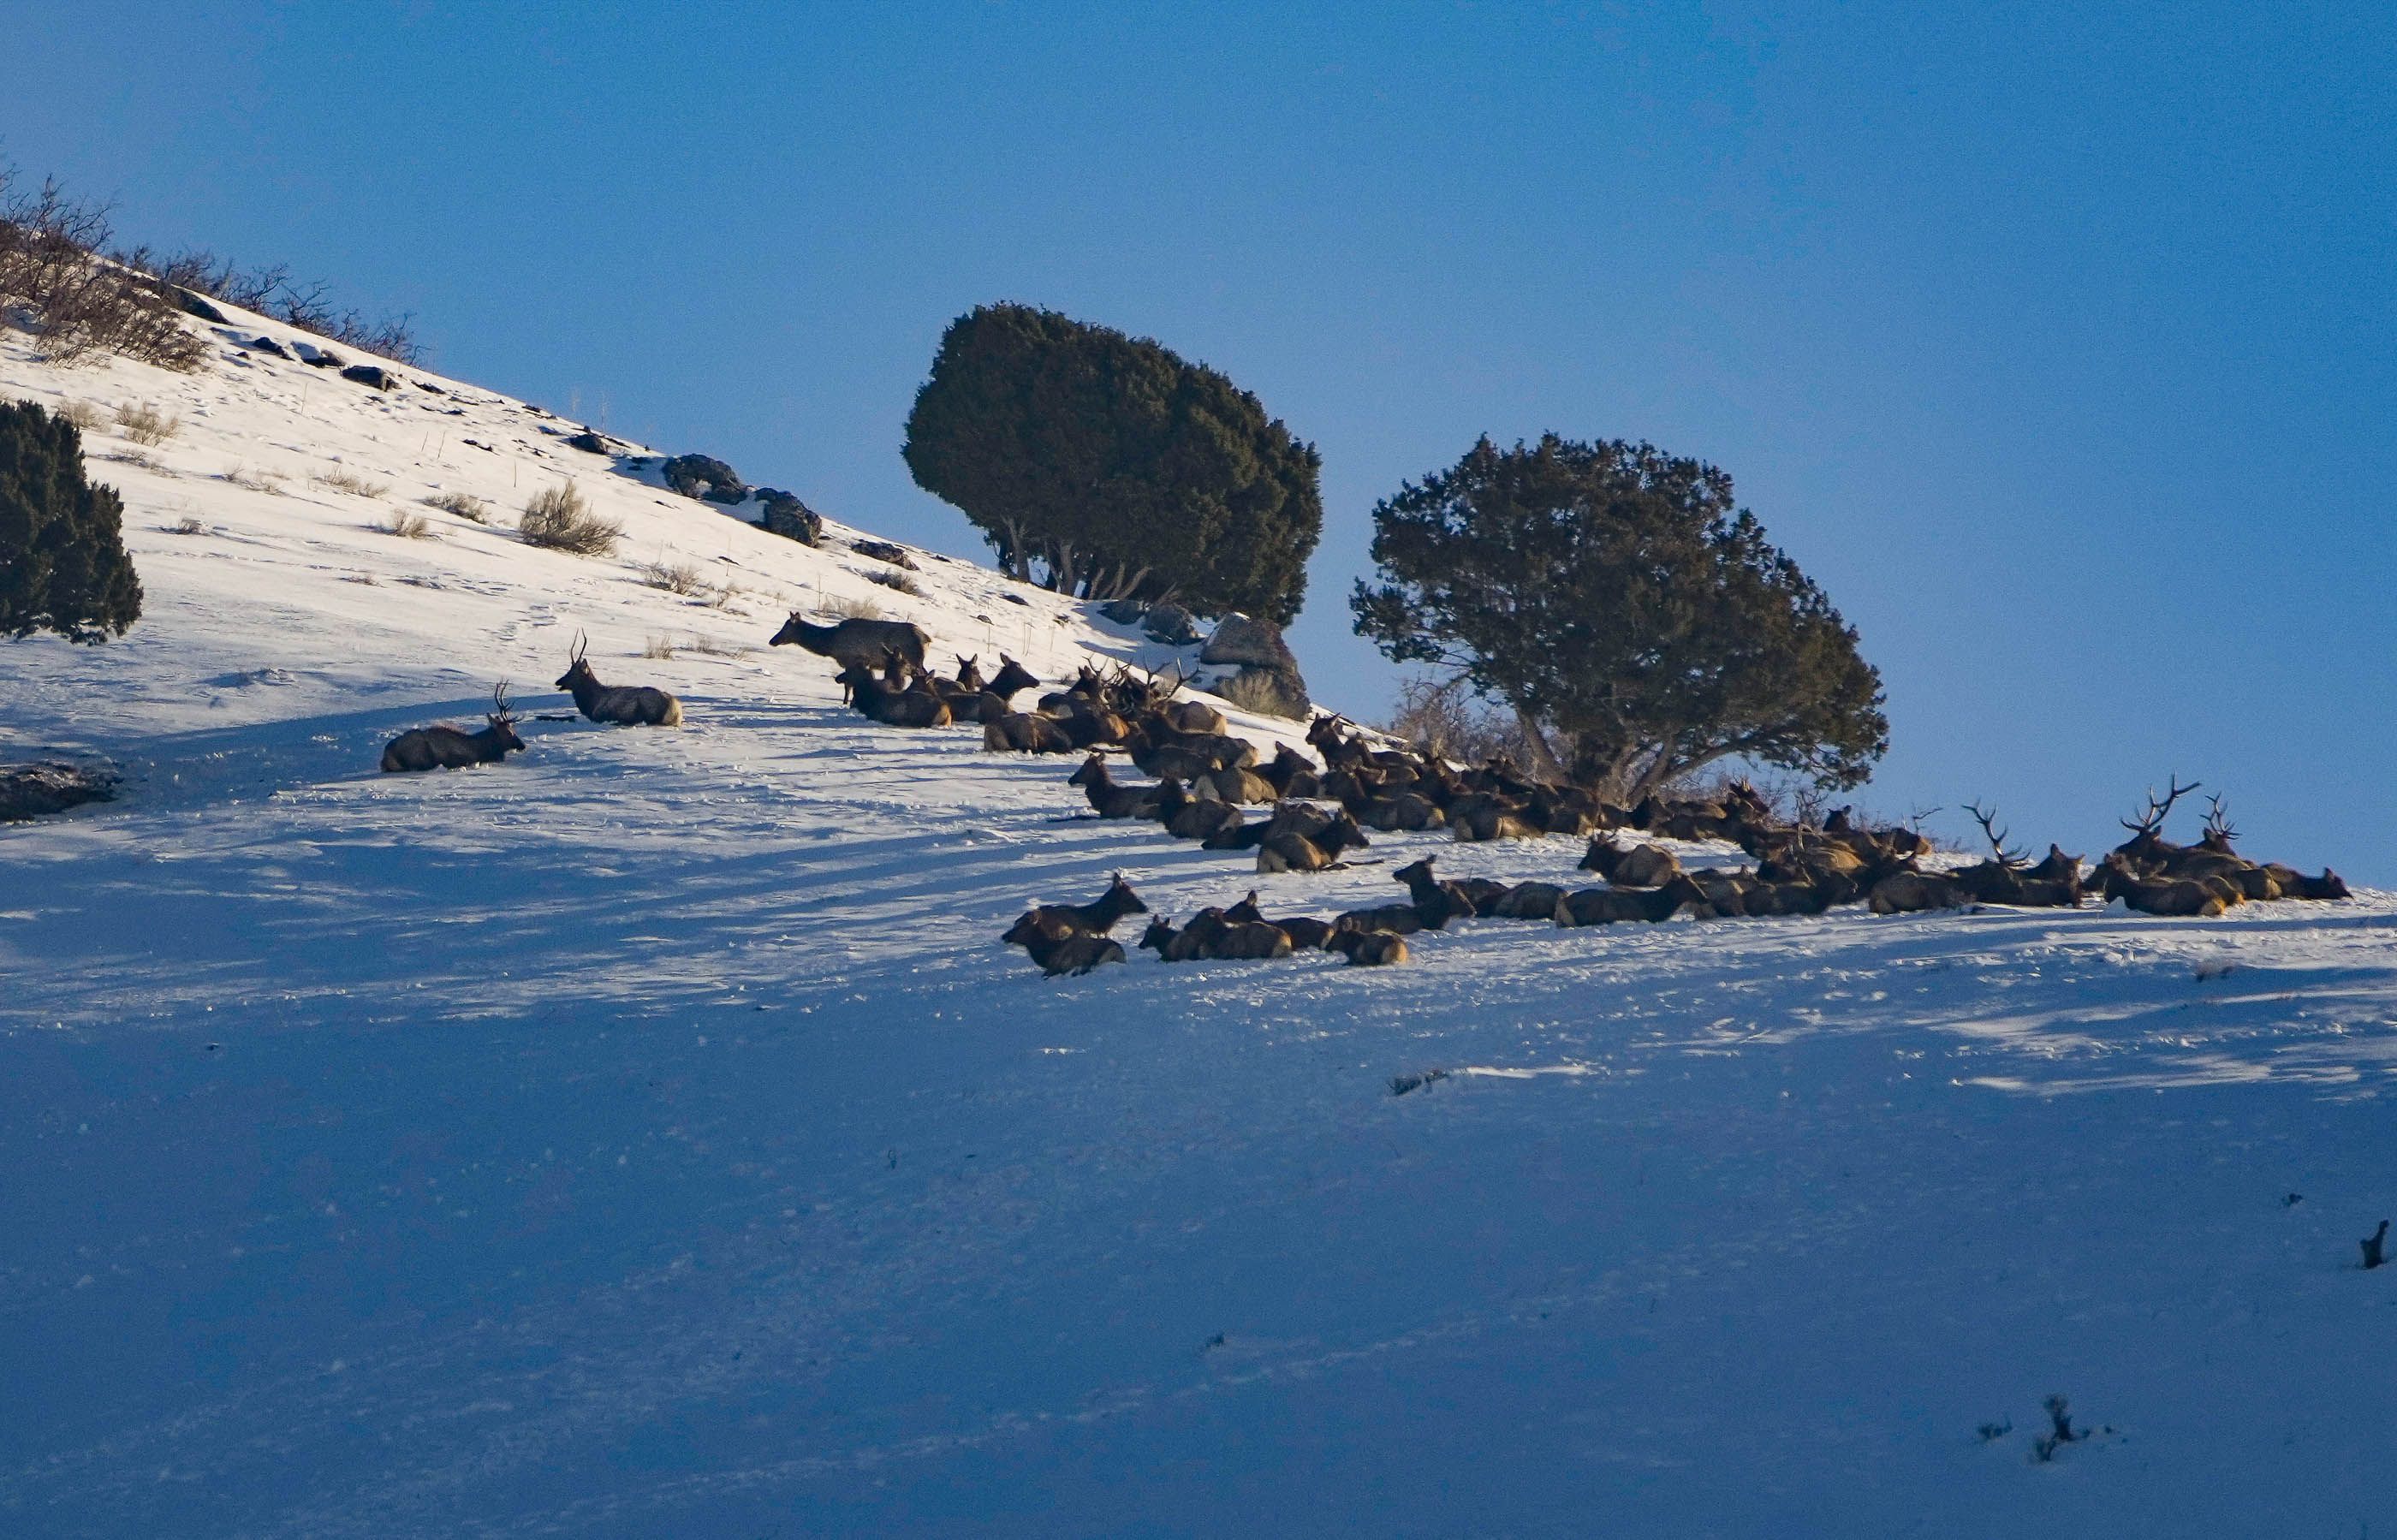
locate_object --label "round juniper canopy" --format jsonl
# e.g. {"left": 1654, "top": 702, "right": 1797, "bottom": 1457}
{"left": 903, "top": 303, "right": 1322, "bottom": 625}
{"left": 0, "top": 398, "right": 142, "bottom": 642}
{"left": 1353, "top": 433, "right": 1887, "bottom": 796}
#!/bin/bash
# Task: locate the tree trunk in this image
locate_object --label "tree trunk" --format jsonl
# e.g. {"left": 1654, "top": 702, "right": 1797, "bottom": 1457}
{"left": 1511, "top": 704, "right": 1571, "bottom": 783}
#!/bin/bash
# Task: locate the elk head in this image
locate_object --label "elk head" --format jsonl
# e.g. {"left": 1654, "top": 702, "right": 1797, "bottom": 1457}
{"left": 2117, "top": 775, "right": 2200, "bottom": 858}
{"left": 486, "top": 682, "right": 526, "bottom": 752}
{"left": 554, "top": 631, "right": 598, "bottom": 693}
{"left": 2199, "top": 794, "right": 2239, "bottom": 853}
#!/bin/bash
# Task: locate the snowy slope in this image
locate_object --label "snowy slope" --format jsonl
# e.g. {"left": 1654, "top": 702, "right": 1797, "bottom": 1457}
{"left": 4, "top": 317, "right": 2397, "bottom": 1538}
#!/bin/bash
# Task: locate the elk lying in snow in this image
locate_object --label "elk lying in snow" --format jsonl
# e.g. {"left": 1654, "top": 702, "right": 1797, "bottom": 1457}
{"left": 1256, "top": 812, "right": 1370, "bottom": 873}
{"left": 1022, "top": 931, "right": 1126, "bottom": 976}
{"left": 1222, "top": 890, "right": 1336, "bottom": 949}
{"left": 1580, "top": 837, "right": 1682, "bottom": 887}
{"left": 381, "top": 684, "right": 527, "bottom": 772}
{"left": 1068, "top": 754, "right": 1161, "bottom": 818}
{"left": 770, "top": 612, "right": 930, "bottom": 672}
{"left": 1394, "top": 856, "right": 1508, "bottom": 924}
{"left": 1003, "top": 875, "right": 1150, "bottom": 943}
{"left": 1554, "top": 878, "right": 1699, "bottom": 926}
{"left": 1139, "top": 911, "right": 1294, "bottom": 962}
{"left": 2092, "top": 782, "right": 2349, "bottom": 912}
{"left": 1947, "top": 805, "right": 2081, "bottom": 907}
{"left": 985, "top": 711, "right": 1076, "bottom": 752}
{"left": 1334, "top": 902, "right": 1429, "bottom": 936}
{"left": 1326, "top": 929, "right": 1409, "bottom": 966}
{"left": 555, "top": 633, "right": 681, "bottom": 725}
{"left": 834, "top": 661, "right": 953, "bottom": 728}
{"left": 1157, "top": 778, "right": 1248, "bottom": 842}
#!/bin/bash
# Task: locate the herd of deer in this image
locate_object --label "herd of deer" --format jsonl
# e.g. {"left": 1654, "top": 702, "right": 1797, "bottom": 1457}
{"left": 364, "top": 607, "right": 2349, "bottom": 972}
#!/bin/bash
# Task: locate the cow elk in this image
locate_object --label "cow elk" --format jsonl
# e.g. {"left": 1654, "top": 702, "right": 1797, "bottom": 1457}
{"left": 770, "top": 612, "right": 930, "bottom": 672}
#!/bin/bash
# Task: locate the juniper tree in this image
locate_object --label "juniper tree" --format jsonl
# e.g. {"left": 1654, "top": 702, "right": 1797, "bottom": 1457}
{"left": 0, "top": 399, "right": 142, "bottom": 641}
{"left": 902, "top": 304, "right": 1321, "bottom": 624}
{"left": 1353, "top": 434, "right": 1885, "bottom": 795}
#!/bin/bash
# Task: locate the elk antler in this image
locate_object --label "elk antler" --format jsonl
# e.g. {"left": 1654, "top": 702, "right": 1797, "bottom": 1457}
{"left": 570, "top": 630, "right": 588, "bottom": 665}
{"left": 2203, "top": 794, "right": 2239, "bottom": 847}
{"left": 2120, "top": 775, "right": 2200, "bottom": 836}
{"left": 491, "top": 681, "right": 514, "bottom": 720}
{"left": 1965, "top": 801, "right": 2024, "bottom": 869}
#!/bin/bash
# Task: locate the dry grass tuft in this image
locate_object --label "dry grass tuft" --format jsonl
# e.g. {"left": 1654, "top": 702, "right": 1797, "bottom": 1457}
{"left": 423, "top": 490, "right": 489, "bottom": 523}
{"left": 167, "top": 515, "right": 208, "bottom": 535}
{"left": 519, "top": 481, "right": 622, "bottom": 556}
{"left": 865, "top": 568, "right": 923, "bottom": 598}
{"left": 634, "top": 558, "right": 709, "bottom": 597}
{"left": 641, "top": 633, "right": 678, "bottom": 659}
{"left": 820, "top": 593, "right": 884, "bottom": 621}
{"left": 378, "top": 508, "right": 434, "bottom": 539}
{"left": 222, "top": 466, "right": 284, "bottom": 494}
{"left": 314, "top": 467, "right": 390, "bottom": 498}
{"left": 114, "top": 401, "right": 181, "bottom": 445}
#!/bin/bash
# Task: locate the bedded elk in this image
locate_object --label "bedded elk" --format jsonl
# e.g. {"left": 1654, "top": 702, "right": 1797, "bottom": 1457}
{"left": 1325, "top": 929, "right": 1409, "bottom": 966}
{"left": 1223, "top": 890, "right": 1337, "bottom": 949}
{"left": 1949, "top": 804, "right": 2082, "bottom": 907}
{"left": 381, "top": 684, "right": 526, "bottom": 773}
{"left": 1124, "top": 718, "right": 1257, "bottom": 779}
{"left": 1022, "top": 931, "right": 1126, "bottom": 977}
{"left": 1394, "top": 856, "right": 1508, "bottom": 921}
{"left": 770, "top": 612, "right": 931, "bottom": 673}
{"left": 1256, "top": 812, "right": 1369, "bottom": 873}
{"left": 985, "top": 710, "right": 1076, "bottom": 752}
{"left": 1554, "top": 876, "right": 1703, "bottom": 927}
{"left": 1579, "top": 837, "right": 1682, "bottom": 887}
{"left": 1067, "top": 754, "right": 1161, "bottom": 818}
{"left": 1256, "top": 744, "right": 1323, "bottom": 800}
{"left": 554, "top": 633, "right": 682, "bottom": 726}
{"left": 834, "top": 661, "right": 953, "bottom": 728}
{"left": 1139, "top": 911, "right": 1294, "bottom": 962}
{"left": 1004, "top": 874, "right": 1150, "bottom": 944}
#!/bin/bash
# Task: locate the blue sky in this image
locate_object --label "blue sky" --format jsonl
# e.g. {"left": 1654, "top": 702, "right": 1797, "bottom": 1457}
{"left": 13, "top": 2, "right": 2393, "bottom": 875}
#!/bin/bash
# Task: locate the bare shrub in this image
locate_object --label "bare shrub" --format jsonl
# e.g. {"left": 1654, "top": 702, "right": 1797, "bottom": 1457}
{"left": 642, "top": 633, "right": 677, "bottom": 659}
{"left": 683, "top": 633, "right": 750, "bottom": 657}
{"left": 1386, "top": 675, "right": 1532, "bottom": 765}
{"left": 379, "top": 509, "right": 434, "bottom": 539}
{"left": 1218, "top": 669, "right": 1302, "bottom": 718}
{"left": 102, "top": 449, "right": 161, "bottom": 471}
{"left": 135, "top": 244, "right": 425, "bottom": 365}
{"left": 313, "top": 467, "right": 389, "bottom": 498}
{"left": 168, "top": 515, "right": 207, "bottom": 535}
{"left": 0, "top": 169, "right": 204, "bottom": 371}
{"left": 423, "top": 490, "right": 488, "bottom": 523}
{"left": 635, "top": 558, "right": 709, "bottom": 597}
{"left": 113, "top": 401, "right": 181, "bottom": 446}
{"left": 518, "top": 481, "right": 621, "bottom": 556}
{"left": 865, "top": 568, "right": 924, "bottom": 598}
{"left": 55, "top": 399, "right": 103, "bottom": 432}
{"left": 821, "top": 593, "right": 883, "bottom": 621}
{"left": 222, "top": 466, "right": 285, "bottom": 495}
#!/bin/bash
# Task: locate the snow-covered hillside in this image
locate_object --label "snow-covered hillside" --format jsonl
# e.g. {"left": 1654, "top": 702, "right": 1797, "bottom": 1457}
{"left": 4, "top": 316, "right": 2395, "bottom": 1538}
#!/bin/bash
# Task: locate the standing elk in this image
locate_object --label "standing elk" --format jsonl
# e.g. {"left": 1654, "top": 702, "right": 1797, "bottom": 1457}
{"left": 554, "top": 633, "right": 682, "bottom": 726}
{"left": 381, "top": 684, "right": 527, "bottom": 773}
{"left": 770, "top": 612, "right": 930, "bottom": 672}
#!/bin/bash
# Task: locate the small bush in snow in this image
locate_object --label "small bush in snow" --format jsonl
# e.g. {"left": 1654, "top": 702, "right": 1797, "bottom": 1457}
{"left": 865, "top": 568, "right": 923, "bottom": 598}
{"left": 223, "top": 466, "right": 285, "bottom": 495}
{"left": 821, "top": 594, "right": 883, "bottom": 621}
{"left": 641, "top": 633, "right": 677, "bottom": 659}
{"left": 2030, "top": 1395, "right": 2084, "bottom": 1462}
{"left": 378, "top": 509, "right": 434, "bottom": 539}
{"left": 169, "top": 515, "right": 207, "bottom": 536}
{"left": 114, "top": 401, "right": 181, "bottom": 446}
{"left": 424, "top": 490, "right": 488, "bottom": 522}
{"left": 635, "top": 559, "right": 709, "bottom": 597}
{"left": 314, "top": 467, "right": 389, "bottom": 498}
{"left": 519, "top": 482, "right": 622, "bottom": 556}
{"left": 55, "top": 399, "right": 103, "bottom": 432}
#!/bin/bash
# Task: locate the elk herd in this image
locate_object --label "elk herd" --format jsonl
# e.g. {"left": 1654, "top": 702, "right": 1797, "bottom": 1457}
{"left": 364, "top": 603, "right": 2352, "bottom": 980}
{"left": 1005, "top": 712, "right": 2351, "bottom": 978}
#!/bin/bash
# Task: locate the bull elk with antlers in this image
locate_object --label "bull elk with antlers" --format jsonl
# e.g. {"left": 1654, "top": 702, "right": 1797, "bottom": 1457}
{"left": 381, "top": 684, "right": 527, "bottom": 773}
{"left": 555, "top": 633, "right": 682, "bottom": 726}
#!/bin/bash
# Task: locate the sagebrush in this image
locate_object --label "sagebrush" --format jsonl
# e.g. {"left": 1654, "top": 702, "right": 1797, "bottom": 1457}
{"left": 519, "top": 482, "right": 622, "bottom": 556}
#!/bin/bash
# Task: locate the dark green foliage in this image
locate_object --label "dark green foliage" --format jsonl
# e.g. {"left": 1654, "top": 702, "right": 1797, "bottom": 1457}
{"left": 1353, "top": 434, "right": 1885, "bottom": 797}
{"left": 902, "top": 304, "right": 1322, "bottom": 624}
{"left": 0, "top": 400, "right": 143, "bottom": 642}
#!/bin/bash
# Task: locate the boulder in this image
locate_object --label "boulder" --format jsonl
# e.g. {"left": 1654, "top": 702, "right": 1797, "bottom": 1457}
{"left": 1200, "top": 613, "right": 1296, "bottom": 671}
{"left": 175, "top": 289, "right": 226, "bottom": 323}
{"left": 662, "top": 453, "right": 746, "bottom": 504}
{"left": 757, "top": 489, "right": 821, "bottom": 545}
{"left": 296, "top": 343, "right": 345, "bottom": 368}
{"left": 1142, "top": 604, "right": 1201, "bottom": 646}
{"left": 0, "top": 762, "right": 119, "bottom": 822}
{"left": 247, "top": 335, "right": 291, "bottom": 359}
{"left": 848, "top": 538, "right": 919, "bottom": 571}
{"left": 1100, "top": 598, "right": 1150, "bottom": 626}
{"left": 564, "top": 430, "right": 613, "bottom": 455}
{"left": 340, "top": 365, "right": 401, "bottom": 391}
